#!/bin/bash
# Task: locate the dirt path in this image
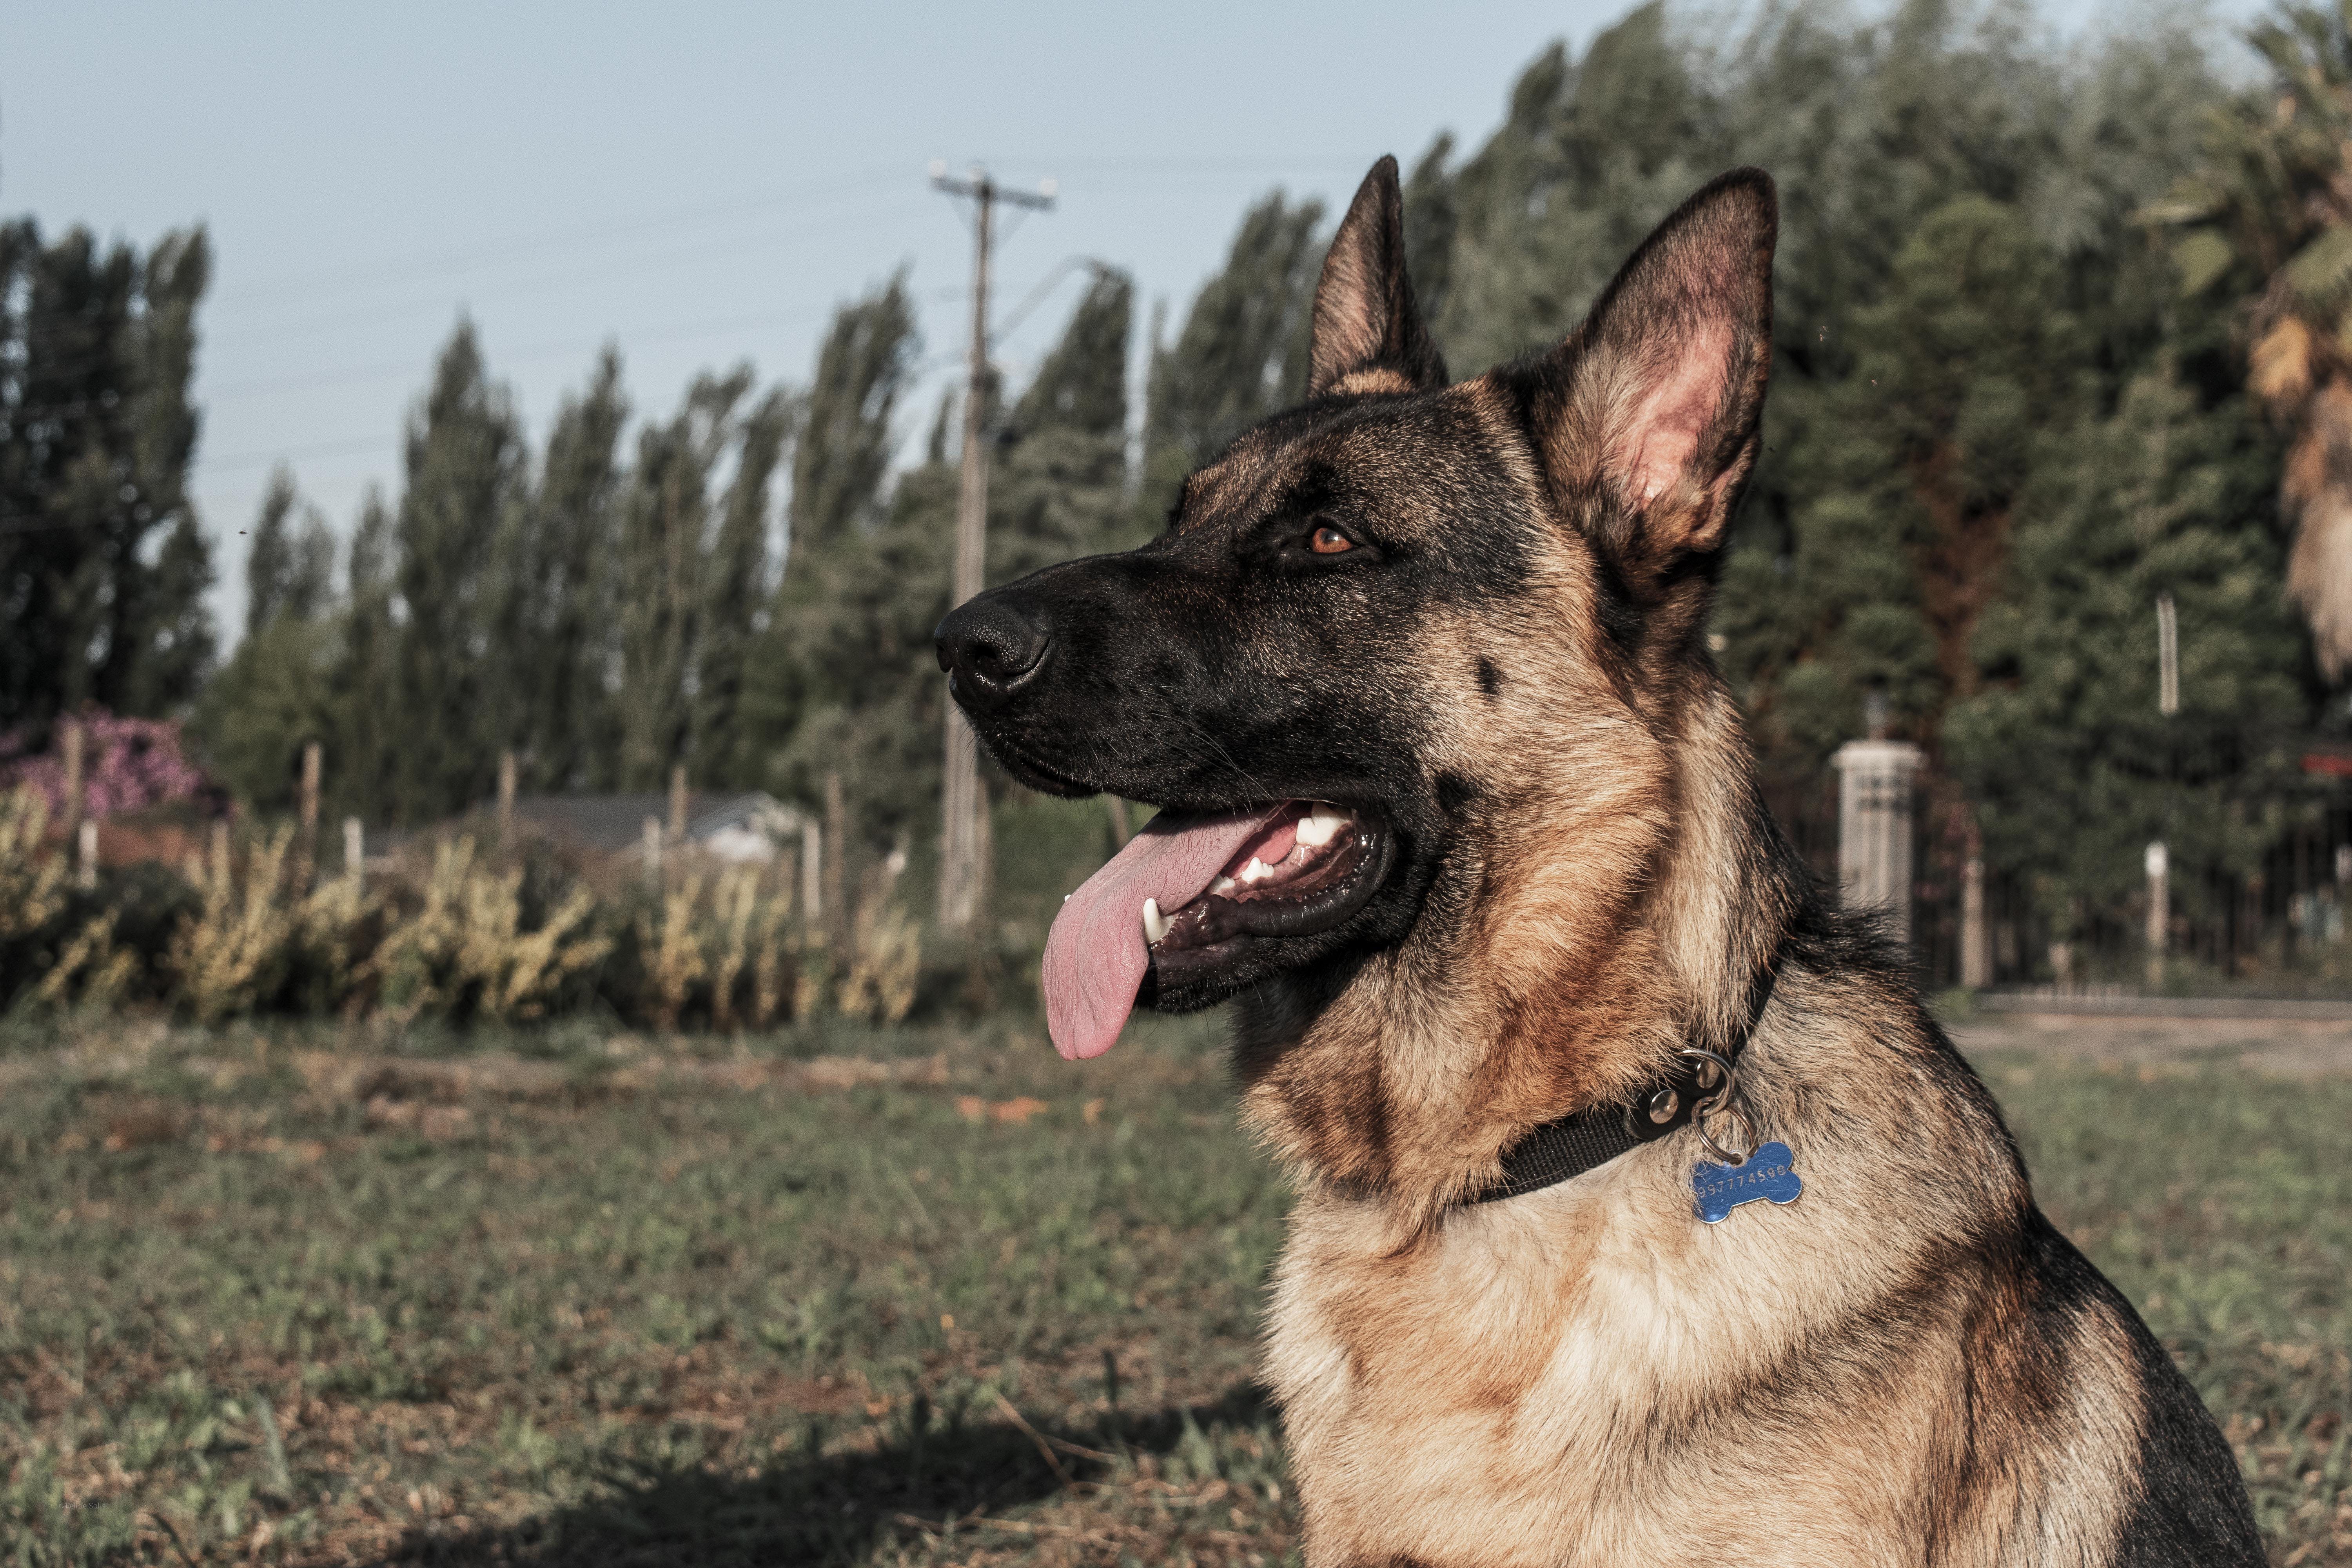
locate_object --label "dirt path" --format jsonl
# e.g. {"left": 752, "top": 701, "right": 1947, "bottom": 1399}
{"left": 1950, "top": 1011, "right": 2352, "bottom": 1076}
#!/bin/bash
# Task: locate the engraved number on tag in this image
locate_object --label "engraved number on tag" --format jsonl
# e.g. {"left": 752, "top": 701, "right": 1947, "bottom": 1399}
{"left": 1691, "top": 1140, "right": 1802, "bottom": 1224}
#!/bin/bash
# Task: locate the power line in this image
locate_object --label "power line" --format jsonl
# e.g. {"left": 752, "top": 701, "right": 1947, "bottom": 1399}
{"left": 3, "top": 194, "right": 932, "bottom": 388}
{"left": 204, "top": 285, "right": 971, "bottom": 404}
{"left": 212, "top": 168, "right": 913, "bottom": 310}
{"left": 0, "top": 511, "right": 181, "bottom": 539}
{"left": 7, "top": 154, "right": 1339, "bottom": 393}
{"left": 5, "top": 286, "right": 970, "bottom": 446}
{"left": 209, "top": 196, "right": 935, "bottom": 353}
{"left": 207, "top": 434, "right": 397, "bottom": 472}
{"left": 992, "top": 255, "right": 1115, "bottom": 347}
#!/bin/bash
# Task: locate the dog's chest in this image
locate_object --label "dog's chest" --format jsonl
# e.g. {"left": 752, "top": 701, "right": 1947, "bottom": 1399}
{"left": 1263, "top": 1169, "right": 1953, "bottom": 1568}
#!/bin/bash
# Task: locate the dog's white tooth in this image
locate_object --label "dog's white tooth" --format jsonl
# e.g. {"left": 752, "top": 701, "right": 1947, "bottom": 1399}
{"left": 1296, "top": 806, "right": 1343, "bottom": 848}
{"left": 1239, "top": 857, "right": 1271, "bottom": 884}
{"left": 1141, "top": 898, "right": 1172, "bottom": 945}
{"left": 1210, "top": 875, "right": 1239, "bottom": 896}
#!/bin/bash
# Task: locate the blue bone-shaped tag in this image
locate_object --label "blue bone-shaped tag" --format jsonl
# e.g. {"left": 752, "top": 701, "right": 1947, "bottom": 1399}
{"left": 1691, "top": 1140, "right": 1803, "bottom": 1224}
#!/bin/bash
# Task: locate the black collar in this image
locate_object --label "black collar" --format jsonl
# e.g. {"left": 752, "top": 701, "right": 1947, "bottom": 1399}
{"left": 1466, "top": 951, "right": 1785, "bottom": 1205}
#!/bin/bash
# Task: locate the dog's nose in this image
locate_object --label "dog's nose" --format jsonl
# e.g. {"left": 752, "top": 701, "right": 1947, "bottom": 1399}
{"left": 935, "top": 594, "right": 1051, "bottom": 705}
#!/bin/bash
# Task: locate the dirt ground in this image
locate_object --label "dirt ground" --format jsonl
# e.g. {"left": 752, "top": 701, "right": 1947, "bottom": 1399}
{"left": 1952, "top": 1010, "right": 2352, "bottom": 1076}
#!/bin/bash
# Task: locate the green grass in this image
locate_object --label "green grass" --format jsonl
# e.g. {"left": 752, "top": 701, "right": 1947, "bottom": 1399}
{"left": 0, "top": 1019, "right": 2345, "bottom": 1566}
{"left": 1982, "top": 1053, "right": 2352, "bottom": 1561}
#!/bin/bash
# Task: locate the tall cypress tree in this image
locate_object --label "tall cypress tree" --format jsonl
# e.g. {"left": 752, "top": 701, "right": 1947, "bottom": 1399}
{"left": 613, "top": 368, "right": 749, "bottom": 789}
{"left": 739, "top": 280, "right": 920, "bottom": 807}
{"left": 197, "top": 470, "right": 341, "bottom": 812}
{"left": 518, "top": 349, "right": 629, "bottom": 791}
{"left": 787, "top": 275, "right": 917, "bottom": 563}
{"left": 1428, "top": 5, "right": 1720, "bottom": 374}
{"left": 1716, "top": 194, "right": 2088, "bottom": 773}
{"left": 692, "top": 386, "right": 795, "bottom": 789}
{"left": 1137, "top": 194, "right": 1323, "bottom": 519}
{"left": 994, "top": 267, "right": 1135, "bottom": 577}
{"left": 389, "top": 321, "right": 524, "bottom": 822}
{"left": 1945, "top": 364, "right": 2302, "bottom": 944}
{"left": 243, "top": 471, "right": 298, "bottom": 642}
{"left": 243, "top": 466, "right": 334, "bottom": 638}
{"left": 0, "top": 219, "right": 215, "bottom": 728}
{"left": 125, "top": 513, "right": 215, "bottom": 717}
{"left": 768, "top": 454, "right": 951, "bottom": 850}
{"left": 336, "top": 490, "right": 399, "bottom": 826}
{"left": 1702, "top": 7, "right": 2227, "bottom": 820}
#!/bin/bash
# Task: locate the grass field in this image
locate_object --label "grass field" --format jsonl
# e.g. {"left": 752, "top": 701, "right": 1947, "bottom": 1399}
{"left": 0, "top": 1013, "right": 2346, "bottom": 1566}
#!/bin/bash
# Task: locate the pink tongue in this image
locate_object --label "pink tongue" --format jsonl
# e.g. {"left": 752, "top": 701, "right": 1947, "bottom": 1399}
{"left": 1041, "top": 807, "right": 1279, "bottom": 1061}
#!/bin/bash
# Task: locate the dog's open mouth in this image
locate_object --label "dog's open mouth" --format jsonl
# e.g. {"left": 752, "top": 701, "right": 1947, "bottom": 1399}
{"left": 1040, "top": 800, "right": 1387, "bottom": 1060}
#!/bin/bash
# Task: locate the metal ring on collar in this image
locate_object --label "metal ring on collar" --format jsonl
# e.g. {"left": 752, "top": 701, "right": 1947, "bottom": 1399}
{"left": 1694, "top": 1099, "right": 1756, "bottom": 1165}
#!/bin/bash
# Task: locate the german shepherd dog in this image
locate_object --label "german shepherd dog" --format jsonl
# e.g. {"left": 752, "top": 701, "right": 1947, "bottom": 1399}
{"left": 936, "top": 159, "right": 2263, "bottom": 1566}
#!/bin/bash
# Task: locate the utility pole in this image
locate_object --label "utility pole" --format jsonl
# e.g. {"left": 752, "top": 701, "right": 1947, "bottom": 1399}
{"left": 932, "top": 162, "right": 1054, "bottom": 934}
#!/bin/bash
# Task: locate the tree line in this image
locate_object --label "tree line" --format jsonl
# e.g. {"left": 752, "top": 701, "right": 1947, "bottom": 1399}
{"left": 11, "top": 0, "right": 2352, "bottom": 981}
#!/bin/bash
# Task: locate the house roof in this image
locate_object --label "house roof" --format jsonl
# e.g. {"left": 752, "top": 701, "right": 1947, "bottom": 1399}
{"left": 509, "top": 792, "right": 803, "bottom": 857}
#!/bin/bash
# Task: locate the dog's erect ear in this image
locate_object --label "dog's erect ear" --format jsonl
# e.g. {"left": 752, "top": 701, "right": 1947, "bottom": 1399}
{"left": 1518, "top": 168, "right": 1776, "bottom": 580}
{"left": 1306, "top": 156, "right": 1448, "bottom": 399}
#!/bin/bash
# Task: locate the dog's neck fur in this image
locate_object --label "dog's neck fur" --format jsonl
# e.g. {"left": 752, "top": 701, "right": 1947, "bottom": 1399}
{"left": 1233, "top": 659, "right": 1800, "bottom": 1232}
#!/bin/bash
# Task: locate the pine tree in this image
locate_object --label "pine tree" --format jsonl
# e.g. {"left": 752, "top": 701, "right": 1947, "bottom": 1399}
{"left": 336, "top": 491, "right": 399, "bottom": 825}
{"left": 740, "top": 281, "right": 920, "bottom": 811}
{"left": 1945, "top": 364, "right": 2305, "bottom": 943}
{"left": 125, "top": 514, "right": 216, "bottom": 717}
{"left": 1400, "top": 134, "right": 1459, "bottom": 332}
{"left": 1416, "top": 4, "right": 1724, "bottom": 376}
{"left": 244, "top": 470, "right": 298, "bottom": 641}
{"left": 194, "top": 613, "right": 339, "bottom": 814}
{"left": 116, "top": 230, "right": 216, "bottom": 715}
{"left": 196, "top": 467, "right": 343, "bottom": 811}
{"left": 0, "top": 218, "right": 216, "bottom": 728}
{"left": 517, "top": 349, "right": 629, "bottom": 791}
{"left": 692, "top": 386, "right": 795, "bottom": 789}
{"left": 1717, "top": 194, "right": 2089, "bottom": 772}
{"left": 389, "top": 321, "right": 525, "bottom": 822}
{"left": 993, "top": 266, "right": 1134, "bottom": 577}
{"left": 613, "top": 368, "right": 750, "bottom": 789}
{"left": 243, "top": 467, "right": 334, "bottom": 638}
{"left": 788, "top": 275, "right": 917, "bottom": 560}
{"left": 773, "top": 462, "right": 953, "bottom": 848}
{"left": 1137, "top": 194, "right": 1324, "bottom": 519}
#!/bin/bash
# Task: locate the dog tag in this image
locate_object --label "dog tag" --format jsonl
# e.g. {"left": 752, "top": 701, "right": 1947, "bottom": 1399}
{"left": 1691, "top": 1140, "right": 1802, "bottom": 1224}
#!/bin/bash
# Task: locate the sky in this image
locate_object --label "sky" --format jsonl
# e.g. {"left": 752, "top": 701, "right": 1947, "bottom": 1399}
{"left": 0, "top": 0, "right": 2263, "bottom": 640}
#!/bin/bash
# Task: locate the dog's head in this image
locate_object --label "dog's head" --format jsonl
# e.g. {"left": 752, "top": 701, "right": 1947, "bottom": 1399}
{"left": 938, "top": 157, "right": 1777, "bottom": 1063}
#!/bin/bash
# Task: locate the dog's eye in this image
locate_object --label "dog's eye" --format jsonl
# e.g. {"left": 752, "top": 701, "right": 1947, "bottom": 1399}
{"left": 1309, "top": 524, "right": 1355, "bottom": 555}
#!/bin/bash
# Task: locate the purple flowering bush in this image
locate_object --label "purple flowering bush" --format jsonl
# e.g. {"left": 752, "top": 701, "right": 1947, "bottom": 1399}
{"left": 0, "top": 708, "right": 217, "bottom": 821}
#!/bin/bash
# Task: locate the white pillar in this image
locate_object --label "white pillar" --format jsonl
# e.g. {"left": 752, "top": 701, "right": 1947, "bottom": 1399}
{"left": 1833, "top": 740, "right": 1924, "bottom": 944}
{"left": 2145, "top": 840, "right": 2169, "bottom": 989}
{"left": 800, "top": 819, "right": 823, "bottom": 922}
{"left": 1961, "top": 854, "right": 1990, "bottom": 988}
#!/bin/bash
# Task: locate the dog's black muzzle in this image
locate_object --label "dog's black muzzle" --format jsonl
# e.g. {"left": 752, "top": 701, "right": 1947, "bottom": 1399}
{"left": 935, "top": 591, "right": 1052, "bottom": 711}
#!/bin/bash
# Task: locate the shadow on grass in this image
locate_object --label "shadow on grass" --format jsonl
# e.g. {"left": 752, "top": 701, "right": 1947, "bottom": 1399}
{"left": 383, "top": 1381, "right": 1279, "bottom": 1566}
